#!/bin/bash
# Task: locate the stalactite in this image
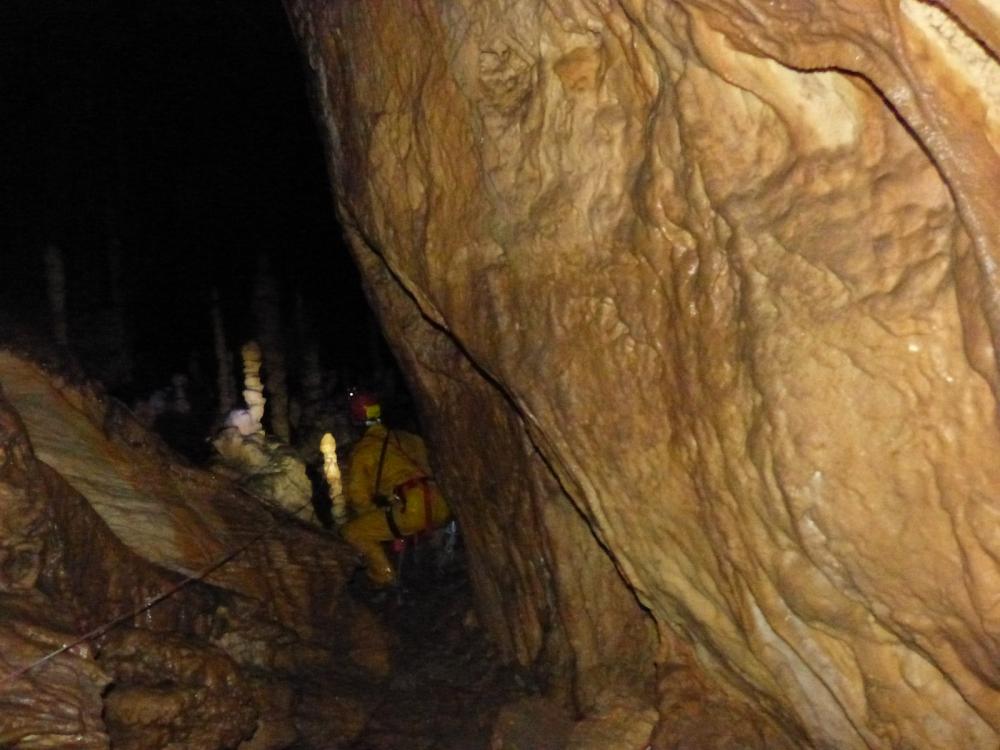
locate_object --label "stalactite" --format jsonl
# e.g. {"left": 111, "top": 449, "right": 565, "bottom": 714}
{"left": 211, "top": 289, "right": 236, "bottom": 415}
{"left": 43, "top": 244, "right": 68, "bottom": 347}
{"left": 253, "top": 254, "right": 290, "bottom": 442}
{"left": 293, "top": 292, "right": 324, "bottom": 436}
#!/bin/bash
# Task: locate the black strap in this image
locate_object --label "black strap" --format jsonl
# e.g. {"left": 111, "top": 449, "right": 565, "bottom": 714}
{"left": 372, "top": 429, "right": 391, "bottom": 500}
{"left": 385, "top": 507, "right": 404, "bottom": 540}
{"left": 372, "top": 429, "right": 404, "bottom": 539}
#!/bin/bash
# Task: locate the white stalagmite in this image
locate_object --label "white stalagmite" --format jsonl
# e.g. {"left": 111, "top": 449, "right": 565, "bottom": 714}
{"left": 320, "top": 432, "right": 346, "bottom": 525}
{"left": 43, "top": 244, "right": 68, "bottom": 346}
{"left": 241, "top": 340, "right": 265, "bottom": 436}
{"left": 211, "top": 341, "right": 317, "bottom": 527}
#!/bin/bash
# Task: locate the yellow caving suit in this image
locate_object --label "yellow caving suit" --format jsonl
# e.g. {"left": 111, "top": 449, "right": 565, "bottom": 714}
{"left": 341, "top": 424, "right": 450, "bottom": 586}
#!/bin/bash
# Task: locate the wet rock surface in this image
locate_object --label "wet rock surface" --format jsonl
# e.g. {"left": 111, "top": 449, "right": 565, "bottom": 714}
{"left": 0, "top": 351, "right": 389, "bottom": 748}
{"left": 0, "top": 592, "right": 111, "bottom": 749}
{"left": 99, "top": 628, "right": 257, "bottom": 750}
{"left": 0, "top": 350, "right": 559, "bottom": 749}
{"left": 0, "top": 381, "right": 111, "bottom": 748}
{"left": 286, "top": 1, "right": 1000, "bottom": 747}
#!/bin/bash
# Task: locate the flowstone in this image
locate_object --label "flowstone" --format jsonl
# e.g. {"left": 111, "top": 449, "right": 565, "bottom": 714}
{"left": 285, "top": 0, "right": 1000, "bottom": 746}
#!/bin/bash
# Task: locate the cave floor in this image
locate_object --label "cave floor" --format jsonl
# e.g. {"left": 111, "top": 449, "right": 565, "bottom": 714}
{"left": 337, "top": 570, "right": 533, "bottom": 750}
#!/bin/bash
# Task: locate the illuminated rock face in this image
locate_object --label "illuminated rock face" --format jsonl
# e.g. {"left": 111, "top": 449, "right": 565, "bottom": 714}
{"left": 287, "top": 1, "right": 1000, "bottom": 746}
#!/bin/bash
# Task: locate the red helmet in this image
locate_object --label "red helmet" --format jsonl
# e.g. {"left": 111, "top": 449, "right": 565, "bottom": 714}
{"left": 348, "top": 389, "right": 381, "bottom": 426}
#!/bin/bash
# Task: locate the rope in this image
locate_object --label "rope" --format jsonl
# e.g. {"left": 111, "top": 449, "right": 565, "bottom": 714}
{"left": 0, "top": 495, "right": 316, "bottom": 688}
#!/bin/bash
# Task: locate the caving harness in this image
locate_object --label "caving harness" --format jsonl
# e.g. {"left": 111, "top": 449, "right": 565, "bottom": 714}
{"left": 372, "top": 428, "right": 436, "bottom": 543}
{"left": 370, "top": 429, "right": 460, "bottom": 582}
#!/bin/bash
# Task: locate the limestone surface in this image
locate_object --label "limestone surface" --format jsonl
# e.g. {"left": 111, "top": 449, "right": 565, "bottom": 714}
{"left": 285, "top": 1, "right": 1000, "bottom": 747}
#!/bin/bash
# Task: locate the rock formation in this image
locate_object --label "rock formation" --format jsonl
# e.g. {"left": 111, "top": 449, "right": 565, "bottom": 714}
{"left": 254, "top": 256, "right": 292, "bottom": 443}
{"left": 211, "top": 288, "right": 237, "bottom": 415}
{"left": 321, "top": 432, "right": 347, "bottom": 526}
{"left": 241, "top": 340, "right": 267, "bottom": 435}
{"left": 0, "top": 351, "right": 389, "bottom": 748}
{"left": 284, "top": 1, "right": 1000, "bottom": 747}
{"left": 211, "top": 341, "right": 318, "bottom": 525}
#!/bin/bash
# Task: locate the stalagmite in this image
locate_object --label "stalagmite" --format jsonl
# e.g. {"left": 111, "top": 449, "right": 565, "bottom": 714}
{"left": 43, "top": 243, "right": 67, "bottom": 347}
{"left": 240, "top": 340, "right": 265, "bottom": 436}
{"left": 106, "top": 234, "right": 133, "bottom": 384}
{"left": 211, "top": 288, "right": 236, "bottom": 415}
{"left": 287, "top": 292, "right": 322, "bottom": 441}
{"left": 320, "top": 432, "right": 346, "bottom": 526}
{"left": 297, "top": 344, "right": 322, "bottom": 428}
{"left": 210, "top": 341, "right": 319, "bottom": 526}
{"left": 253, "top": 254, "right": 291, "bottom": 442}
{"left": 170, "top": 373, "right": 190, "bottom": 414}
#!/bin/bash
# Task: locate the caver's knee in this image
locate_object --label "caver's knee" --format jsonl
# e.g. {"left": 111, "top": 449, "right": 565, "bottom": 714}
{"left": 341, "top": 518, "right": 365, "bottom": 546}
{"left": 366, "top": 559, "right": 396, "bottom": 587}
{"left": 342, "top": 510, "right": 393, "bottom": 546}
{"left": 431, "top": 493, "right": 450, "bottom": 525}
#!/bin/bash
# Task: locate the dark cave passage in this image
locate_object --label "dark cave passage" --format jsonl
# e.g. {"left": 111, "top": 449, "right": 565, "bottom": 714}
{"left": 3, "top": 0, "right": 389, "bottom": 401}
{"left": 338, "top": 570, "right": 538, "bottom": 750}
{"left": 7, "top": 0, "right": 996, "bottom": 747}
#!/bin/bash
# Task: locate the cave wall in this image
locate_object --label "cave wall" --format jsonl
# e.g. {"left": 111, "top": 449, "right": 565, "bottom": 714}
{"left": 0, "top": 389, "right": 111, "bottom": 747}
{"left": 354, "top": 242, "right": 660, "bottom": 717}
{"left": 285, "top": 1, "right": 1000, "bottom": 747}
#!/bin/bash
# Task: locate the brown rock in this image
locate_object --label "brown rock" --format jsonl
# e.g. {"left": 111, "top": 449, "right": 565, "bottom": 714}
{"left": 0, "top": 387, "right": 50, "bottom": 593}
{"left": 0, "top": 592, "right": 111, "bottom": 749}
{"left": 0, "top": 353, "right": 392, "bottom": 748}
{"left": 238, "top": 676, "right": 297, "bottom": 750}
{"left": 0, "top": 386, "right": 111, "bottom": 748}
{"left": 285, "top": 1, "right": 1000, "bottom": 747}
{"left": 100, "top": 628, "right": 257, "bottom": 750}
{"left": 490, "top": 697, "right": 574, "bottom": 750}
